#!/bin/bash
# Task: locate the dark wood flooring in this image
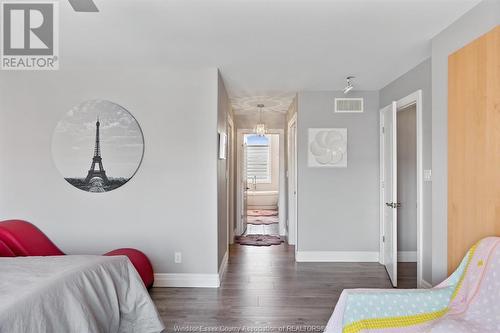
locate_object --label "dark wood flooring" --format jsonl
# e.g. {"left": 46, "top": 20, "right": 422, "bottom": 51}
{"left": 150, "top": 243, "right": 417, "bottom": 333}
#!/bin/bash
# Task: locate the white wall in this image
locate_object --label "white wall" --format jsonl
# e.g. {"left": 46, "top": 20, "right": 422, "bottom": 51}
{"left": 379, "top": 58, "right": 432, "bottom": 283}
{"left": 431, "top": 0, "right": 500, "bottom": 285}
{"left": 0, "top": 68, "right": 220, "bottom": 277}
{"left": 296, "top": 91, "right": 380, "bottom": 258}
{"left": 217, "top": 71, "right": 231, "bottom": 269}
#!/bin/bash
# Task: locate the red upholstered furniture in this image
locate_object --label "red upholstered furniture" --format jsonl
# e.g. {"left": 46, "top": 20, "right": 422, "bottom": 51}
{"left": 0, "top": 240, "right": 15, "bottom": 257}
{"left": 0, "top": 220, "right": 154, "bottom": 288}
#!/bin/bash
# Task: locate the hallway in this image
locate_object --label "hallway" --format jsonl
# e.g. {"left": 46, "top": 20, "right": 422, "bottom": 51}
{"left": 150, "top": 243, "right": 416, "bottom": 332}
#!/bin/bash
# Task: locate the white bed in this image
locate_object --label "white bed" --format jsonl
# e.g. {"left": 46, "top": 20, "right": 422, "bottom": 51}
{"left": 0, "top": 255, "right": 165, "bottom": 333}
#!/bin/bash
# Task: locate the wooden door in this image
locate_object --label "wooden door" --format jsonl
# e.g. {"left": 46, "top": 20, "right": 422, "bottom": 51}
{"left": 448, "top": 26, "right": 500, "bottom": 273}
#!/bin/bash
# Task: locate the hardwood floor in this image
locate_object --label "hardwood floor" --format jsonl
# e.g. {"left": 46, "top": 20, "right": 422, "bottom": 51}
{"left": 150, "top": 244, "right": 417, "bottom": 332}
{"left": 398, "top": 262, "right": 417, "bottom": 289}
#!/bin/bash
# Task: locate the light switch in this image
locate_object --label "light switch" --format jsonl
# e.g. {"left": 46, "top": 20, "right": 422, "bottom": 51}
{"left": 424, "top": 169, "right": 432, "bottom": 182}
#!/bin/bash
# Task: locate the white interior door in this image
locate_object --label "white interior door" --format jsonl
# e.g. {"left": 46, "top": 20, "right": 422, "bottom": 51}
{"left": 241, "top": 141, "right": 248, "bottom": 233}
{"left": 381, "top": 102, "right": 398, "bottom": 287}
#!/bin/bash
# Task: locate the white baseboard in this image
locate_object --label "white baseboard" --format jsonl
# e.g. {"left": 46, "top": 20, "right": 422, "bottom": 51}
{"left": 153, "top": 273, "right": 220, "bottom": 288}
{"left": 421, "top": 279, "right": 432, "bottom": 289}
{"left": 153, "top": 251, "right": 229, "bottom": 288}
{"left": 397, "top": 251, "right": 417, "bottom": 262}
{"left": 296, "top": 251, "right": 379, "bottom": 262}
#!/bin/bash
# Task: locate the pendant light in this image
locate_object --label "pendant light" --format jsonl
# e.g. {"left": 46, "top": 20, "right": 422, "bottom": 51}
{"left": 254, "top": 104, "right": 267, "bottom": 136}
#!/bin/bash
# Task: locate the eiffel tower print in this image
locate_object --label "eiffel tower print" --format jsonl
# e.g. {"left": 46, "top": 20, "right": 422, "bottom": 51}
{"left": 84, "top": 117, "right": 109, "bottom": 184}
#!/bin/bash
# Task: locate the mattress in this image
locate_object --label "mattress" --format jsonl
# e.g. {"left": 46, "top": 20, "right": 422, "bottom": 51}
{"left": 0, "top": 255, "right": 165, "bottom": 333}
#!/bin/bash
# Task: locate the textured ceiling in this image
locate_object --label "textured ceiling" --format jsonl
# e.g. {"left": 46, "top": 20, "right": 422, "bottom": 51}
{"left": 231, "top": 93, "right": 296, "bottom": 114}
{"left": 234, "top": 111, "right": 287, "bottom": 130}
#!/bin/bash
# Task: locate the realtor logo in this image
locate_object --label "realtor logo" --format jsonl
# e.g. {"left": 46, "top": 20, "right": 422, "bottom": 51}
{"left": 1, "top": 1, "right": 59, "bottom": 70}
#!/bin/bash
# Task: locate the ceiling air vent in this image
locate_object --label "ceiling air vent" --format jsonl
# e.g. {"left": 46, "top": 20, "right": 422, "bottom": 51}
{"left": 334, "top": 98, "right": 364, "bottom": 113}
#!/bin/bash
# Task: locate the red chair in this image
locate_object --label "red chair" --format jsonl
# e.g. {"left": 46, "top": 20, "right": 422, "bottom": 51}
{"left": 0, "top": 220, "right": 154, "bottom": 288}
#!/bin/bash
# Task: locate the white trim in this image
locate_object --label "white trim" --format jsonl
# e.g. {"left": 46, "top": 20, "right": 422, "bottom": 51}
{"left": 236, "top": 129, "right": 245, "bottom": 236}
{"left": 296, "top": 251, "right": 379, "bottom": 262}
{"left": 287, "top": 112, "right": 298, "bottom": 247}
{"left": 397, "top": 251, "right": 417, "bottom": 262}
{"left": 153, "top": 273, "right": 220, "bottom": 288}
{"left": 379, "top": 90, "right": 424, "bottom": 288}
{"left": 227, "top": 115, "right": 235, "bottom": 245}
{"left": 277, "top": 130, "right": 287, "bottom": 236}
{"left": 153, "top": 250, "right": 228, "bottom": 288}
{"left": 218, "top": 250, "right": 229, "bottom": 283}
{"left": 421, "top": 279, "right": 432, "bottom": 289}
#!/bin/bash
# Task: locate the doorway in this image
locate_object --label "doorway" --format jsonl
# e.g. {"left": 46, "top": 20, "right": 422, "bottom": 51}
{"left": 379, "top": 90, "right": 423, "bottom": 288}
{"left": 236, "top": 130, "right": 286, "bottom": 246}
{"left": 396, "top": 104, "right": 417, "bottom": 288}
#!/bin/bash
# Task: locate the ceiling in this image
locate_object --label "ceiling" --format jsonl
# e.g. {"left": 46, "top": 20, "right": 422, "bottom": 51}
{"left": 231, "top": 93, "right": 296, "bottom": 114}
{"left": 234, "top": 112, "right": 287, "bottom": 130}
{"left": 62, "top": 0, "right": 481, "bottom": 115}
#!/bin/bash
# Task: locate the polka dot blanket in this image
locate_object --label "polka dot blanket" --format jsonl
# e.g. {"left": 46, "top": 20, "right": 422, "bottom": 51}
{"left": 324, "top": 237, "right": 500, "bottom": 333}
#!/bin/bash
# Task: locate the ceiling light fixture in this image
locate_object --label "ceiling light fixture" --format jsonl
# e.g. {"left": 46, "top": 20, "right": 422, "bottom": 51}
{"left": 343, "top": 76, "right": 355, "bottom": 94}
{"left": 254, "top": 104, "right": 267, "bottom": 136}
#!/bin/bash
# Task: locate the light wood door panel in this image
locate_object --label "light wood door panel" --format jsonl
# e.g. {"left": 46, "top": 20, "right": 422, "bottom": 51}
{"left": 448, "top": 26, "right": 500, "bottom": 274}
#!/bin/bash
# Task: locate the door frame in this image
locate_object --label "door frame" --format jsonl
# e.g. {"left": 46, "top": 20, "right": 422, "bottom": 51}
{"left": 227, "top": 115, "right": 235, "bottom": 245}
{"left": 379, "top": 90, "right": 423, "bottom": 288}
{"left": 287, "top": 113, "right": 298, "bottom": 247}
{"left": 236, "top": 129, "right": 286, "bottom": 237}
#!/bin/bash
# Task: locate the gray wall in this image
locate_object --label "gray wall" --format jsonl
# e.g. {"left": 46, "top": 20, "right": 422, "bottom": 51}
{"left": 431, "top": 0, "right": 500, "bottom": 285}
{"left": 0, "top": 68, "right": 220, "bottom": 275}
{"left": 217, "top": 71, "right": 231, "bottom": 269}
{"left": 297, "top": 91, "right": 380, "bottom": 252}
{"left": 379, "top": 58, "right": 432, "bottom": 283}
{"left": 396, "top": 106, "right": 417, "bottom": 253}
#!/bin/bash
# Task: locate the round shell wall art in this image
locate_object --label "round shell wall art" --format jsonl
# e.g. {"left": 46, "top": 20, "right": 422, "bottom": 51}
{"left": 308, "top": 128, "right": 347, "bottom": 168}
{"left": 52, "top": 100, "right": 144, "bottom": 193}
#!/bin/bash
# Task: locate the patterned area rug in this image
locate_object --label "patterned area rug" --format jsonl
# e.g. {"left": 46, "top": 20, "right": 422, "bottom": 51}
{"left": 247, "top": 215, "right": 279, "bottom": 225}
{"left": 236, "top": 234, "right": 284, "bottom": 246}
{"left": 247, "top": 210, "right": 278, "bottom": 217}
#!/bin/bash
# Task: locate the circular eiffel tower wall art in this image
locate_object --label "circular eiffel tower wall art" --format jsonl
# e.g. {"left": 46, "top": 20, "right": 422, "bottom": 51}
{"left": 52, "top": 100, "right": 144, "bottom": 193}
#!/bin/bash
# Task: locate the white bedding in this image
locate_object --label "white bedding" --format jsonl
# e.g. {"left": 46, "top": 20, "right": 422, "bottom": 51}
{"left": 0, "top": 255, "right": 165, "bottom": 333}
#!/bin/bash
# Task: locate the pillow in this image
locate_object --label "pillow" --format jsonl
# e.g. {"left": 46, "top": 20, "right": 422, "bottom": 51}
{"left": 0, "top": 239, "right": 15, "bottom": 257}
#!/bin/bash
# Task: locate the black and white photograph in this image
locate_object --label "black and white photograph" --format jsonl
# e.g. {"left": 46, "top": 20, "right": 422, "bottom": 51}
{"left": 52, "top": 99, "right": 144, "bottom": 193}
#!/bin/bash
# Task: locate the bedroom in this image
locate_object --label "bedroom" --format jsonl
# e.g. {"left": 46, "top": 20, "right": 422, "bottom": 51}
{"left": 0, "top": 0, "right": 499, "bottom": 332}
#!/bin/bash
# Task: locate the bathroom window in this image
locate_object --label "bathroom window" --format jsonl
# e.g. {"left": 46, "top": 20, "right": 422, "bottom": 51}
{"left": 246, "top": 135, "right": 271, "bottom": 184}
